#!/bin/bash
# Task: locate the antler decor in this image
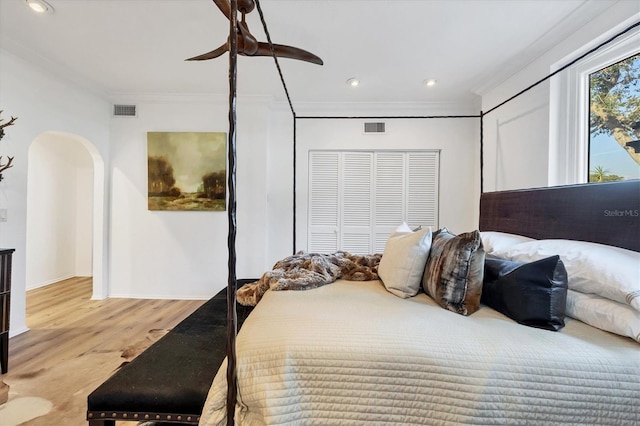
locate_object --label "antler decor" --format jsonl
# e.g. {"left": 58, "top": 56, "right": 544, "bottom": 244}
{"left": 0, "top": 110, "right": 18, "bottom": 182}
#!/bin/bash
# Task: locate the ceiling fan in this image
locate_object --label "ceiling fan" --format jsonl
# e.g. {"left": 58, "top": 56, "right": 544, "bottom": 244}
{"left": 186, "top": 0, "right": 323, "bottom": 66}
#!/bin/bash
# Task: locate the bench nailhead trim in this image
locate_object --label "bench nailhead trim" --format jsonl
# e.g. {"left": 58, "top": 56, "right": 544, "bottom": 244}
{"left": 88, "top": 411, "right": 200, "bottom": 424}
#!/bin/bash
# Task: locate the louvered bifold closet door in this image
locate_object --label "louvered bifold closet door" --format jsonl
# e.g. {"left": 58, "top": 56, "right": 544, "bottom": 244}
{"left": 407, "top": 151, "right": 439, "bottom": 231}
{"left": 308, "top": 152, "right": 340, "bottom": 253}
{"left": 373, "top": 151, "right": 439, "bottom": 253}
{"left": 308, "top": 150, "right": 439, "bottom": 255}
{"left": 372, "top": 152, "right": 406, "bottom": 253}
{"left": 341, "top": 152, "right": 373, "bottom": 254}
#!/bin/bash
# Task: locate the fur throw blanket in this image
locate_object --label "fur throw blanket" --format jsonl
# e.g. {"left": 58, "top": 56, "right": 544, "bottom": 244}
{"left": 237, "top": 251, "right": 382, "bottom": 306}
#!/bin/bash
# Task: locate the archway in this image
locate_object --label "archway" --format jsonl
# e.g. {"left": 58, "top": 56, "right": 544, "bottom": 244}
{"left": 26, "top": 131, "right": 106, "bottom": 299}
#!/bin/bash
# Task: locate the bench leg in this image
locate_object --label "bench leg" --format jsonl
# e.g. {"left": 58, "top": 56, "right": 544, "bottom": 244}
{"left": 1, "top": 333, "right": 8, "bottom": 374}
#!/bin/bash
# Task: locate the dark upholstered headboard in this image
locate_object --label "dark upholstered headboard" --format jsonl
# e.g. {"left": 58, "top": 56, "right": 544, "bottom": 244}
{"left": 479, "top": 180, "right": 640, "bottom": 252}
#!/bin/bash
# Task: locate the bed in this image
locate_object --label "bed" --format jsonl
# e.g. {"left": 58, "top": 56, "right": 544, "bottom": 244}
{"left": 200, "top": 180, "right": 640, "bottom": 425}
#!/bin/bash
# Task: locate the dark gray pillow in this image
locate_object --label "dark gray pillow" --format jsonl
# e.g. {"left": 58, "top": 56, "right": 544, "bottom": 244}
{"left": 482, "top": 255, "right": 568, "bottom": 331}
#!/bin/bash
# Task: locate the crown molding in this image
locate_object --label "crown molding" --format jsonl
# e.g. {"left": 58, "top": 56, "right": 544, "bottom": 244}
{"left": 285, "top": 100, "right": 480, "bottom": 117}
{"left": 108, "top": 92, "right": 274, "bottom": 106}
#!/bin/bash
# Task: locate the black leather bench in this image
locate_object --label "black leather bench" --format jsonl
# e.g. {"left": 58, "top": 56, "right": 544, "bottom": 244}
{"left": 86, "top": 282, "right": 254, "bottom": 425}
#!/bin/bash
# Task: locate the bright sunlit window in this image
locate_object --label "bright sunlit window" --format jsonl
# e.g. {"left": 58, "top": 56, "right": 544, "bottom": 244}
{"left": 550, "top": 19, "right": 639, "bottom": 186}
{"left": 588, "top": 53, "right": 640, "bottom": 182}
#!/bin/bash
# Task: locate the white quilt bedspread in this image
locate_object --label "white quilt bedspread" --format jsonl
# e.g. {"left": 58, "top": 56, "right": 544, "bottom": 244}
{"left": 200, "top": 280, "right": 640, "bottom": 425}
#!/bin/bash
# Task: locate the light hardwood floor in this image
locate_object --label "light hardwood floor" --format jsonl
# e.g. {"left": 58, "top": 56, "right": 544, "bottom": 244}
{"left": 2, "top": 277, "right": 207, "bottom": 425}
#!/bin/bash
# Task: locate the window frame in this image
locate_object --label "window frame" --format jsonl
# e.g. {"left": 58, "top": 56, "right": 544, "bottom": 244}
{"left": 549, "top": 18, "right": 640, "bottom": 185}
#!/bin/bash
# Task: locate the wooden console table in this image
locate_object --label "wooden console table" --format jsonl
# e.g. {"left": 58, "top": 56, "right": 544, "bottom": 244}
{"left": 0, "top": 248, "right": 15, "bottom": 374}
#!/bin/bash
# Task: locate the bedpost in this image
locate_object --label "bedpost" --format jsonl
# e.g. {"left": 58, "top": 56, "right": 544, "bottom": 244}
{"left": 226, "top": 0, "right": 239, "bottom": 424}
{"left": 479, "top": 110, "right": 484, "bottom": 195}
{"left": 293, "top": 114, "right": 297, "bottom": 254}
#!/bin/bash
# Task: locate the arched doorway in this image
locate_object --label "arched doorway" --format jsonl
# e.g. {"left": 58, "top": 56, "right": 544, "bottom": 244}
{"left": 25, "top": 131, "right": 105, "bottom": 299}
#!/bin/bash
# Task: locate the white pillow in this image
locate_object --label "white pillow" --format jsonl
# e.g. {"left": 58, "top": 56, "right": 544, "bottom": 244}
{"left": 479, "top": 231, "right": 534, "bottom": 254}
{"left": 566, "top": 289, "right": 640, "bottom": 343}
{"left": 395, "top": 222, "right": 413, "bottom": 233}
{"left": 495, "top": 239, "right": 640, "bottom": 312}
{"left": 378, "top": 225, "right": 432, "bottom": 298}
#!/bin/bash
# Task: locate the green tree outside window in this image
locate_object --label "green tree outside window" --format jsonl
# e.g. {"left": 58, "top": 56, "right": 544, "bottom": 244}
{"left": 589, "top": 53, "right": 640, "bottom": 182}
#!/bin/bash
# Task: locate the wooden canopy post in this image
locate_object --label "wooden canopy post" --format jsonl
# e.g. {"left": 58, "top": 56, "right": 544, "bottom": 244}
{"left": 226, "top": 0, "right": 239, "bottom": 424}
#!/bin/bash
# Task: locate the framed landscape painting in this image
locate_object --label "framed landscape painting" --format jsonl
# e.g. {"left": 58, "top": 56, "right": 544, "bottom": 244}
{"left": 147, "top": 131, "right": 226, "bottom": 211}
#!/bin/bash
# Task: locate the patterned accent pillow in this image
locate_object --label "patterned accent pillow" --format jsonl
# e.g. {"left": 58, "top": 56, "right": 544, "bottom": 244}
{"left": 422, "top": 228, "right": 485, "bottom": 315}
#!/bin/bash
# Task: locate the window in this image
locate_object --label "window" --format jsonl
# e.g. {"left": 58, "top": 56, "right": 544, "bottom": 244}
{"left": 588, "top": 53, "right": 640, "bottom": 182}
{"left": 307, "top": 150, "right": 439, "bottom": 255}
{"left": 550, "top": 19, "right": 639, "bottom": 185}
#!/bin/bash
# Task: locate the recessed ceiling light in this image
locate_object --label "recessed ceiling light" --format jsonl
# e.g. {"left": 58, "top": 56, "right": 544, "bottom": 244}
{"left": 347, "top": 78, "right": 360, "bottom": 87}
{"left": 25, "top": 0, "right": 54, "bottom": 14}
{"left": 424, "top": 79, "right": 437, "bottom": 87}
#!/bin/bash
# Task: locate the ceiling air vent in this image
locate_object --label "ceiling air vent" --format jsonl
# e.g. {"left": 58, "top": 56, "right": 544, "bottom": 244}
{"left": 113, "top": 104, "right": 137, "bottom": 117}
{"left": 363, "top": 122, "right": 385, "bottom": 134}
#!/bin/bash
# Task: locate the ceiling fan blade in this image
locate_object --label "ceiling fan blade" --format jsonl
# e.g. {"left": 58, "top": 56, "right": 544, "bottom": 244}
{"left": 185, "top": 43, "right": 229, "bottom": 61}
{"left": 253, "top": 42, "right": 323, "bottom": 65}
{"left": 212, "top": 0, "right": 231, "bottom": 20}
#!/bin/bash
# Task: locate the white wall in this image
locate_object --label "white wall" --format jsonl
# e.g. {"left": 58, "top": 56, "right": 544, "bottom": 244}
{"left": 480, "top": 1, "right": 640, "bottom": 192}
{"left": 482, "top": 86, "right": 551, "bottom": 191}
{"left": 289, "top": 103, "right": 481, "bottom": 253}
{"left": 75, "top": 161, "right": 94, "bottom": 276}
{"left": 107, "top": 98, "right": 481, "bottom": 298}
{"left": 0, "top": 50, "right": 111, "bottom": 336}
{"left": 25, "top": 132, "right": 94, "bottom": 289}
{"left": 265, "top": 105, "right": 296, "bottom": 266}
{"left": 108, "top": 95, "right": 271, "bottom": 299}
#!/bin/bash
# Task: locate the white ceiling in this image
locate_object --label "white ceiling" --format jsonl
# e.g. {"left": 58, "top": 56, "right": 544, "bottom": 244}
{"left": 0, "top": 0, "right": 627, "bottom": 106}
